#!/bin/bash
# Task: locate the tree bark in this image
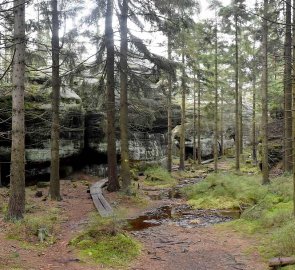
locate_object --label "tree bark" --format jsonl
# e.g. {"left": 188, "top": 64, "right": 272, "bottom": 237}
{"left": 292, "top": 0, "right": 295, "bottom": 216}
{"left": 252, "top": 72, "right": 257, "bottom": 165}
{"left": 105, "top": 0, "right": 119, "bottom": 191}
{"left": 193, "top": 74, "right": 197, "bottom": 163}
{"left": 284, "top": 0, "right": 292, "bottom": 172}
{"left": 8, "top": 0, "right": 26, "bottom": 219}
{"left": 119, "top": 0, "right": 131, "bottom": 192}
{"left": 261, "top": 0, "right": 269, "bottom": 184}
{"left": 220, "top": 88, "right": 224, "bottom": 156}
{"left": 179, "top": 51, "right": 186, "bottom": 171}
{"left": 49, "top": 0, "right": 61, "bottom": 201}
{"left": 239, "top": 83, "right": 243, "bottom": 154}
{"left": 197, "top": 70, "right": 201, "bottom": 165}
{"left": 167, "top": 34, "right": 173, "bottom": 172}
{"left": 213, "top": 15, "right": 218, "bottom": 173}
{"left": 234, "top": 13, "right": 240, "bottom": 171}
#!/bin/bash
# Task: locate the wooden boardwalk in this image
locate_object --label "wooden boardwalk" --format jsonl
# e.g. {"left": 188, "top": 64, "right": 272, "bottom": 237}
{"left": 90, "top": 178, "right": 113, "bottom": 217}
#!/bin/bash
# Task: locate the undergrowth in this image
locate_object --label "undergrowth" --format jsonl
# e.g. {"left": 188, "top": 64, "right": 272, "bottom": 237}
{"left": 182, "top": 172, "right": 295, "bottom": 258}
{"left": 70, "top": 212, "right": 141, "bottom": 268}
{"left": 144, "top": 166, "right": 177, "bottom": 188}
{"left": 6, "top": 207, "right": 60, "bottom": 245}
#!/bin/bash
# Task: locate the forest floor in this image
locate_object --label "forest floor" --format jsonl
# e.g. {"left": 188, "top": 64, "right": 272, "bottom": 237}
{"left": 0, "top": 168, "right": 268, "bottom": 270}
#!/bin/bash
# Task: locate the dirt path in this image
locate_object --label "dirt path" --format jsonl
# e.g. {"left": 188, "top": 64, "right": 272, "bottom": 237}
{"left": 0, "top": 176, "right": 100, "bottom": 270}
{"left": 132, "top": 224, "right": 266, "bottom": 270}
{"left": 0, "top": 173, "right": 267, "bottom": 270}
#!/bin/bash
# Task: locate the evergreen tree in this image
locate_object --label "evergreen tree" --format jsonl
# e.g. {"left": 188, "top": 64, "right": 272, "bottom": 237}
{"left": 8, "top": 0, "right": 26, "bottom": 220}
{"left": 49, "top": 0, "right": 61, "bottom": 200}
{"left": 105, "top": 0, "right": 120, "bottom": 192}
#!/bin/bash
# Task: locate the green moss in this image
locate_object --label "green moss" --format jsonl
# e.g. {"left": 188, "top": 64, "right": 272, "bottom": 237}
{"left": 79, "top": 233, "right": 141, "bottom": 267}
{"left": 70, "top": 213, "right": 141, "bottom": 268}
{"left": 188, "top": 171, "right": 295, "bottom": 260}
{"left": 144, "top": 166, "right": 177, "bottom": 188}
{"left": 220, "top": 219, "right": 262, "bottom": 235}
{"left": 182, "top": 173, "right": 268, "bottom": 209}
{"left": 6, "top": 207, "right": 60, "bottom": 244}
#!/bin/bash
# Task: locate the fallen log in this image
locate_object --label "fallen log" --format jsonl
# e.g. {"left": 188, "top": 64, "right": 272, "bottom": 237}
{"left": 269, "top": 257, "right": 295, "bottom": 269}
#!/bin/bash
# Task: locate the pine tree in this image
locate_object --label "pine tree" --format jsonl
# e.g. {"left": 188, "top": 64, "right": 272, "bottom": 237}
{"left": 261, "top": 0, "right": 269, "bottom": 185}
{"left": 119, "top": 0, "right": 131, "bottom": 193}
{"left": 49, "top": 0, "right": 61, "bottom": 200}
{"left": 8, "top": 0, "right": 26, "bottom": 220}
{"left": 105, "top": 0, "right": 119, "bottom": 192}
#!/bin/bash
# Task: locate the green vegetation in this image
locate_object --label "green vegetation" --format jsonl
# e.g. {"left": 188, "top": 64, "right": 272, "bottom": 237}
{"left": 6, "top": 207, "right": 60, "bottom": 245}
{"left": 144, "top": 166, "right": 177, "bottom": 188}
{"left": 70, "top": 213, "right": 141, "bottom": 268}
{"left": 182, "top": 173, "right": 269, "bottom": 209}
{"left": 182, "top": 172, "right": 295, "bottom": 258}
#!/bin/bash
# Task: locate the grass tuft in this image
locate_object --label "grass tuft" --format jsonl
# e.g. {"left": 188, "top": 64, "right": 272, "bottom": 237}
{"left": 182, "top": 173, "right": 267, "bottom": 209}
{"left": 144, "top": 166, "right": 177, "bottom": 188}
{"left": 70, "top": 213, "right": 141, "bottom": 268}
{"left": 183, "top": 170, "right": 295, "bottom": 259}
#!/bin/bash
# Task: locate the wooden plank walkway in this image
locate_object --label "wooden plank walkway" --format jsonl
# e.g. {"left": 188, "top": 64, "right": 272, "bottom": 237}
{"left": 90, "top": 178, "right": 113, "bottom": 217}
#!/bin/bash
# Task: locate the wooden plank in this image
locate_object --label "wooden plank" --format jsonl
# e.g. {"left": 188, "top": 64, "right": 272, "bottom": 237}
{"left": 269, "top": 257, "right": 295, "bottom": 268}
{"left": 90, "top": 178, "right": 113, "bottom": 217}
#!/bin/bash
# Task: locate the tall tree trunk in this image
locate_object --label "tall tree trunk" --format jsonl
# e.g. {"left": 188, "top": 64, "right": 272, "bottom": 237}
{"left": 193, "top": 74, "right": 197, "bottom": 163}
{"left": 179, "top": 51, "right": 185, "bottom": 171}
{"left": 234, "top": 13, "right": 240, "bottom": 171}
{"left": 0, "top": 164, "right": 2, "bottom": 187}
{"left": 8, "top": 0, "right": 26, "bottom": 219}
{"left": 239, "top": 84, "right": 243, "bottom": 154}
{"left": 49, "top": 0, "right": 61, "bottom": 200}
{"left": 197, "top": 71, "right": 201, "bottom": 165}
{"left": 261, "top": 0, "right": 269, "bottom": 184}
{"left": 213, "top": 16, "right": 218, "bottom": 173}
{"left": 105, "top": 0, "right": 119, "bottom": 191}
{"left": 167, "top": 34, "right": 173, "bottom": 172}
{"left": 252, "top": 73, "right": 257, "bottom": 164}
{"left": 292, "top": 0, "right": 295, "bottom": 216}
{"left": 284, "top": 0, "right": 292, "bottom": 172}
{"left": 119, "top": 0, "right": 130, "bottom": 192}
{"left": 220, "top": 88, "right": 224, "bottom": 156}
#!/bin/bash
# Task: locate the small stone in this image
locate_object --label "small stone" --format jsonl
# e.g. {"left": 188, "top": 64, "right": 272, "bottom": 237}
{"left": 189, "top": 219, "right": 201, "bottom": 224}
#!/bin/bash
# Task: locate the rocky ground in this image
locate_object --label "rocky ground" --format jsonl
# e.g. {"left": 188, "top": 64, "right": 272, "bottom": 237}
{"left": 0, "top": 171, "right": 267, "bottom": 270}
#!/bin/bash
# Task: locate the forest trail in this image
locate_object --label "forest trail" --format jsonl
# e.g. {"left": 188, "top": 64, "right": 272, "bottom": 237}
{"left": 132, "top": 220, "right": 266, "bottom": 270}
{"left": 0, "top": 172, "right": 267, "bottom": 270}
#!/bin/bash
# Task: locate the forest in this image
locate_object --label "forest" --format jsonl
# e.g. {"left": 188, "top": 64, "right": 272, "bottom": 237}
{"left": 0, "top": 0, "right": 294, "bottom": 269}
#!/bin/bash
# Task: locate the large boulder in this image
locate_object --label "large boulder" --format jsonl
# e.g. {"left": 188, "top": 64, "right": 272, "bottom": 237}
{"left": 84, "top": 98, "right": 181, "bottom": 161}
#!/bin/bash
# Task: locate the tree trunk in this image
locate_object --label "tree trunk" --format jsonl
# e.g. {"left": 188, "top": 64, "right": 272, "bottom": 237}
{"left": 261, "top": 0, "right": 269, "bottom": 184}
{"left": 193, "top": 74, "right": 197, "bottom": 163}
{"left": 239, "top": 83, "right": 243, "bottom": 154}
{"left": 179, "top": 51, "right": 186, "bottom": 171}
{"left": 119, "top": 0, "right": 130, "bottom": 192}
{"left": 8, "top": 0, "right": 26, "bottom": 219}
{"left": 284, "top": 0, "right": 292, "bottom": 172}
{"left": 167, "top": 34, "right": 173, "bottom": 172}
{"left": 0, "top": 163, "right": 2, "bottom": 187}
{"left": 49, "top": 0, "right": 61, "bottom": 201}
{"left": 197, "top": 71, "right": 201, "bottom": 165}
{"left": 234, "top": 13, "right": 240, "bottom": 171}
{"left": 213, "top": 16, "right": 218, "bottom": 173}
{"left": 105, "top": 0, "right": 119, "bottom": 191}
{"left": 220, "top": 88, "right": 224, "bottom": 156}
{"left": 252, "top": 72, "right": 257, "bottom": 164}
{"left": 292, "top": 0, "right": 295, "bottom": 216}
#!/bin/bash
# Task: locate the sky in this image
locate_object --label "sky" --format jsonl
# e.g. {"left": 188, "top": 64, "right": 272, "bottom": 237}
{"left": 24, "top": 0, "right": 258, "bottom": 63}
